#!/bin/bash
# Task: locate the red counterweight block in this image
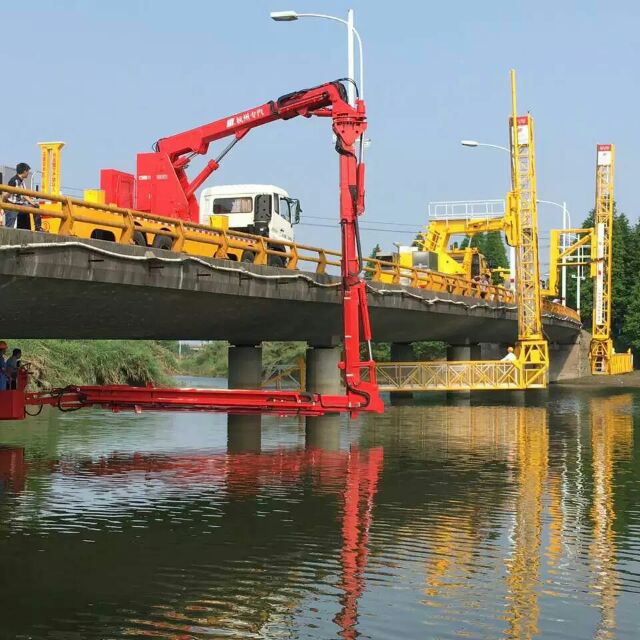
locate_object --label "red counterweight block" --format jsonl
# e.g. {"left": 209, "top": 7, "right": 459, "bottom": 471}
{"left": 100, "top": 169, "right": 135, "bottom": 209}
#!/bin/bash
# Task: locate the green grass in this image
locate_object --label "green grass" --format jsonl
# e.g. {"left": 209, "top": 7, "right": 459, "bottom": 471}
{"left": 9, "top": 339, "right": 177, "bottom": 389}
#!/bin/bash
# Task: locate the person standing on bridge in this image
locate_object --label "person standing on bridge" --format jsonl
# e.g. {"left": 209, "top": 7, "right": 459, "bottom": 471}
{"left": 501, "top": 346, "right": 517, "bottom": 362}
{"left": 2, "top": 163, "right": 41, "bottom": 230}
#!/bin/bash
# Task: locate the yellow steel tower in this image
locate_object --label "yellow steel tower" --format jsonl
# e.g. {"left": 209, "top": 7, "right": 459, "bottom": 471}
{"left": 508, "top": 70, "right": 549, "bottom": 386}
{"left": 590, "top": 144, "right": 615, "bottom": 374}
{"left": 589, "top": 145, "right": 632, "bottom": 374}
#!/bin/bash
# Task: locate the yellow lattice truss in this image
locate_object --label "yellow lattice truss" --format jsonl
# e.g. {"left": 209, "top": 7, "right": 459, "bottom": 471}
{"left": 589, "top": 145, "right": 633, "bottom": 375}
{"left": 508, "top": 69, "right": 549, "bottom": 386}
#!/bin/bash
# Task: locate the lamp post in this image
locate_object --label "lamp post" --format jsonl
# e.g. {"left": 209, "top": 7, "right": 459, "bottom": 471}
{"left": 460, "top": 140, "right": 510, "bottom": 153}
{"left": 270, "top": 9, "right": 364, "bottom": 107}
{"left": 460, "top": 140, "right": 515, "bottom": 288}
{"left": 537, "top": 200, "right": 571, "bottom": 305}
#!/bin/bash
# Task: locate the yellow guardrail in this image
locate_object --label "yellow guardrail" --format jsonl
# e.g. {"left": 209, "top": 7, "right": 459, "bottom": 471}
{"left": 0, "top": 184, "right": 580, "bottom": 322}
{"left": 371, "top": 360, "right": 522, "bottom": 391}
{"left": 610, "top": 351, "right": 634, "bottom": 374}
{"left": 372, "top": 359, "right": 548, "bottom": 391}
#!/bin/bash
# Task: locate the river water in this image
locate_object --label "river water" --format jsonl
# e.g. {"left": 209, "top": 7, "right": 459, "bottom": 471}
{"left": 0, "top": 380, "right": 639, "bottom": 639}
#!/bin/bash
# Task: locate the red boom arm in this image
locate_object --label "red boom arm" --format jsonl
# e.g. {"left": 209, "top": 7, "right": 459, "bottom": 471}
{"left": 0, "top": 81, "right": 383, "bottom": 420}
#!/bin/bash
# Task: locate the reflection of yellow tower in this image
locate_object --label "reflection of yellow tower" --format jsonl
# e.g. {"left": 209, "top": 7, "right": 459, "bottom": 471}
{"left": 505, "top": 407, "right": 548, "bottom": 640}
{"left": 421, "top": 406, "right": 527, "bottom": 603}
{"left": 590, "top": 394, "right": 633, "bottom": 639}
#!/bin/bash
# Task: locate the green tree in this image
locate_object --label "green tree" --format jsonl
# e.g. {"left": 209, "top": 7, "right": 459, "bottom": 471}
{"left": 566, "top": 203, "right": 636, "bottom": 351}
{"left": 364, "top": 243, "right": 381, "bottom": 280}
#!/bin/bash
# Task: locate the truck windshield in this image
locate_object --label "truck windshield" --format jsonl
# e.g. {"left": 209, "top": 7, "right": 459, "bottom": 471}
{"left": 278, "top": 196, "right": 292, "bottom": 222}
{"left": 279, "top": 196, "right": 301, "bottom": 224}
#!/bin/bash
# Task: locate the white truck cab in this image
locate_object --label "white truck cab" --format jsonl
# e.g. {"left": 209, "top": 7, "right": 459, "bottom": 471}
{"left": 199, "top": 184, "right": 301, "bottom": 243}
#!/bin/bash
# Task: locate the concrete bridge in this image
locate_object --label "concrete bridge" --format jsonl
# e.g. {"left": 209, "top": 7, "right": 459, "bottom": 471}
{"left": 0, "top": 229, "right": 585, "bottom": 384}
{"left": 0, "top": 229, "right": 579, "bottom": 342}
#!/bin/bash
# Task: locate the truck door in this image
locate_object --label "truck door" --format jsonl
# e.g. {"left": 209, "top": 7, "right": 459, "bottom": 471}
{"left": 272, "top": 195, "right": 294, "bottom": 243}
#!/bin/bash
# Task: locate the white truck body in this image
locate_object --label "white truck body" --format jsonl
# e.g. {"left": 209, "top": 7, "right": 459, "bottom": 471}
{"left": 199, "top": 184, "right": 300, "bottom": 244}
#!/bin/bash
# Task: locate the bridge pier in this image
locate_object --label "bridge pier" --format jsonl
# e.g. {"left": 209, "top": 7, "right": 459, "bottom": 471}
{"left": 227, "top": 344, "right": 262, "bottom": 453}
{"left": 447, "top": 343, "right": 481, "bottom": 399}
{"left": 390, "top": 342, "right": 415, "bottom": 403}
{"left": 306, "top": 416, "right": 341, "bottom": 451}
{"left": 305, "top": 345, "right": 343, "bottom": 434}
{"left": 446, "top": 343, "right": 481, "bottom": 361}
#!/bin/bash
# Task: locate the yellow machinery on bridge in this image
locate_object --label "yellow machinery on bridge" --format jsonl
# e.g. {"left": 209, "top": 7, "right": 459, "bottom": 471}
{"left": 375, "top": 69, "right": 549, "bottom": 392}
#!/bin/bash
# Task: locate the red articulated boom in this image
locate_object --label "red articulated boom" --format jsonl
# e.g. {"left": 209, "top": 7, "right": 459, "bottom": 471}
{"left": 1, "top": 80, "right": 383, "bottom": 420}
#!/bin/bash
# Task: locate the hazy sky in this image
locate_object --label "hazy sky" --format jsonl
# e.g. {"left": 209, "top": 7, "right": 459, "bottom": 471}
{"left": 3, "top": 0, "right": 639, "bottom": 256}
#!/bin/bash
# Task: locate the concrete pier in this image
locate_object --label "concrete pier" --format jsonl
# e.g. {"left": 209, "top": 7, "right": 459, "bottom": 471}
{"left": 227, "top": 344, "right": 262, "bottom": 452}
{"left": 305, "top": 416, "right": 341, "bottom": 451}
{"left": 305, "top": 345, "right": 343, "bottom": 435}
{"left": 390, "top": 342, "right": 415, "bottom": 403}
{"left": 305, "top": 346, "right": 342, "bottom": 394}
{"left": 446, "top": 343, "right": 481, "bottom": 361}
{"left": 228, "top": 344, "right": 262, "bottom": 389}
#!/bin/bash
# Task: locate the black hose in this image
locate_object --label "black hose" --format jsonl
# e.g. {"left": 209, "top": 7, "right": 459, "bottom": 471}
{"left": 24, "top": 404, "right": 43, "bottom": 417}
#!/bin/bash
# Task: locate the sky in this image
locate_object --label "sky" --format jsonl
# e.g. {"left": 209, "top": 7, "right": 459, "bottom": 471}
{"left": 3, "top": 0, "right": 639, "bottom": 258}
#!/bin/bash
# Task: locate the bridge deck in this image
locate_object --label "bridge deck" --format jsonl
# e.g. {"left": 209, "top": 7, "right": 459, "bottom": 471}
{"left": 0, "top": 229, "right": 581, "bottom": 344}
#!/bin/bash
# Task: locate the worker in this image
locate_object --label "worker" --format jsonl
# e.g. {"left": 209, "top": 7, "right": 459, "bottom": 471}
{"left": 501, "top": 346, "right": 517, "bottom": 362}
{"left": 1, "top": 163, "right": 41, "bottom": 230}
{"left": 479, "top": 273, "right": 490, "bottom": 299}
{"left": 0, "top": 341, "right": 7, "bottom": 390}
{"left": 5, "top": 348, "right": 21, "bottom": 390}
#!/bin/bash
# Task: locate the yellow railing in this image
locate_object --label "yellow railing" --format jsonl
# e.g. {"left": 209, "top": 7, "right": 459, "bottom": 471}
{"left": 610, "top": 351, "right": 634, "bottom": 375}
{"left": 372, "top": 360, "right": 524, "bottom": 391}
{"left": 0, "top": 184, "right": 580, "bottom": 322}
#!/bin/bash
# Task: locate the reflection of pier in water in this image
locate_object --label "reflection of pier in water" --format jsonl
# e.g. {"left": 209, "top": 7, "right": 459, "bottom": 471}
{"left": 0, "top": 419, "right": 384, "bottom": 640}
{"left": 0, "top": 396, "right": 635, "bottom": 638}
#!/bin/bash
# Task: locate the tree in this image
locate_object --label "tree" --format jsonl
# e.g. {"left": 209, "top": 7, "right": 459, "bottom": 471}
{"left": 566, "top": 203, "right": 635, "bottom": 351}
{"left": 364, "top": 243, "right": 381, "bottom": 280}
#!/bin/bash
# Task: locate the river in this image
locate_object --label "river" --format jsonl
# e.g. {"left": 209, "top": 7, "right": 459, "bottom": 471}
{"left": 0, "top": 379, "right": 638, "bottom": 639}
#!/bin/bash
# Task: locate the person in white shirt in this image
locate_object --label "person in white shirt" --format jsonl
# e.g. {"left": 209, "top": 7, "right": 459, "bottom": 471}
{"left": 501, "top": 346, "right": 517, "bottom": 362}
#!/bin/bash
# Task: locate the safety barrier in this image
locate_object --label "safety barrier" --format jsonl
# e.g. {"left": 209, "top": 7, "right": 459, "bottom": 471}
{"left": 372, "top": 360, "right": 526, "bottom": 391}
{"left": 0, "top": 184, "right": 580, "bottom": 322}
{"left": 609, "top": 351, "right": 634, "bottom": 375}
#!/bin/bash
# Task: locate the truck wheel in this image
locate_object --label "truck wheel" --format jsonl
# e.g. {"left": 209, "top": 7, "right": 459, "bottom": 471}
{"left": 241, "top": 250, "right": 255, "bottom": 263}
{"left": 152, "top": 234, "right": 173, "bottom": 251}
{"left": 133, "top": 231, "right": 147, "bottom": 246}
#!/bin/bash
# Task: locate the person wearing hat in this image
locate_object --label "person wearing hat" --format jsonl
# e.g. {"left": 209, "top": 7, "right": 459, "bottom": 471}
{"left": 0, "top": 341, "right": 8, "bottom": 390}
{"left": 501, "top": 346, "right": 517, "bottom": 362}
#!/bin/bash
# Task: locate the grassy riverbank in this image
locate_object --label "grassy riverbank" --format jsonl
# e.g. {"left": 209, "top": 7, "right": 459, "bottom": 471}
{"left": 12, "top": 339, "right": 177, "bottom": 389}
{"left": 12, "top": 339, "right": 448, "bottom": 389}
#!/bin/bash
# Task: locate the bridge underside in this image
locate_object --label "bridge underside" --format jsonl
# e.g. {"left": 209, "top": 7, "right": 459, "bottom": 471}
{"left": 0, "top": 230, "right": 580, "bottom": 344}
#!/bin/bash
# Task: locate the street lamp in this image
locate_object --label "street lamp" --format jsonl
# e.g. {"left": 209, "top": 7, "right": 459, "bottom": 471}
{"left": 270, "top": 9, "right": 364, "bottom": 106}
{"left": 537, "top": 199, "right": 571, "bottom": 305}
{"left": 460, "top": 140, "right": 510, "bottom": 153}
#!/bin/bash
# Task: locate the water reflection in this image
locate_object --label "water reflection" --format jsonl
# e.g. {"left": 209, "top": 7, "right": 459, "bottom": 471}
{"left": 0, "top": 389, "right": 638, "bottom": 638}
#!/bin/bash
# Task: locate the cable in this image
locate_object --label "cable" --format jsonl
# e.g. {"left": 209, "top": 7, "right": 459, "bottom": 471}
{"left": 24, "top": 404, "right": 43, "bottom": 417}
{"left": 0, "top": 241, "right": 581, "bottom": 325}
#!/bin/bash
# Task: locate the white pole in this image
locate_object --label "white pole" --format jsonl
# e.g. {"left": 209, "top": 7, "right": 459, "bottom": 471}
{"left": 576, "top": 267, "right": 581, "bottom": 314}
{"left": 509, "top": 245, "right": 516, "bottom": 291}
{"left": 346, "top": 9, "right": 355, "bottom": 106}
{"left": 561, "top": 201, "right": 567, "bottom": 305}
